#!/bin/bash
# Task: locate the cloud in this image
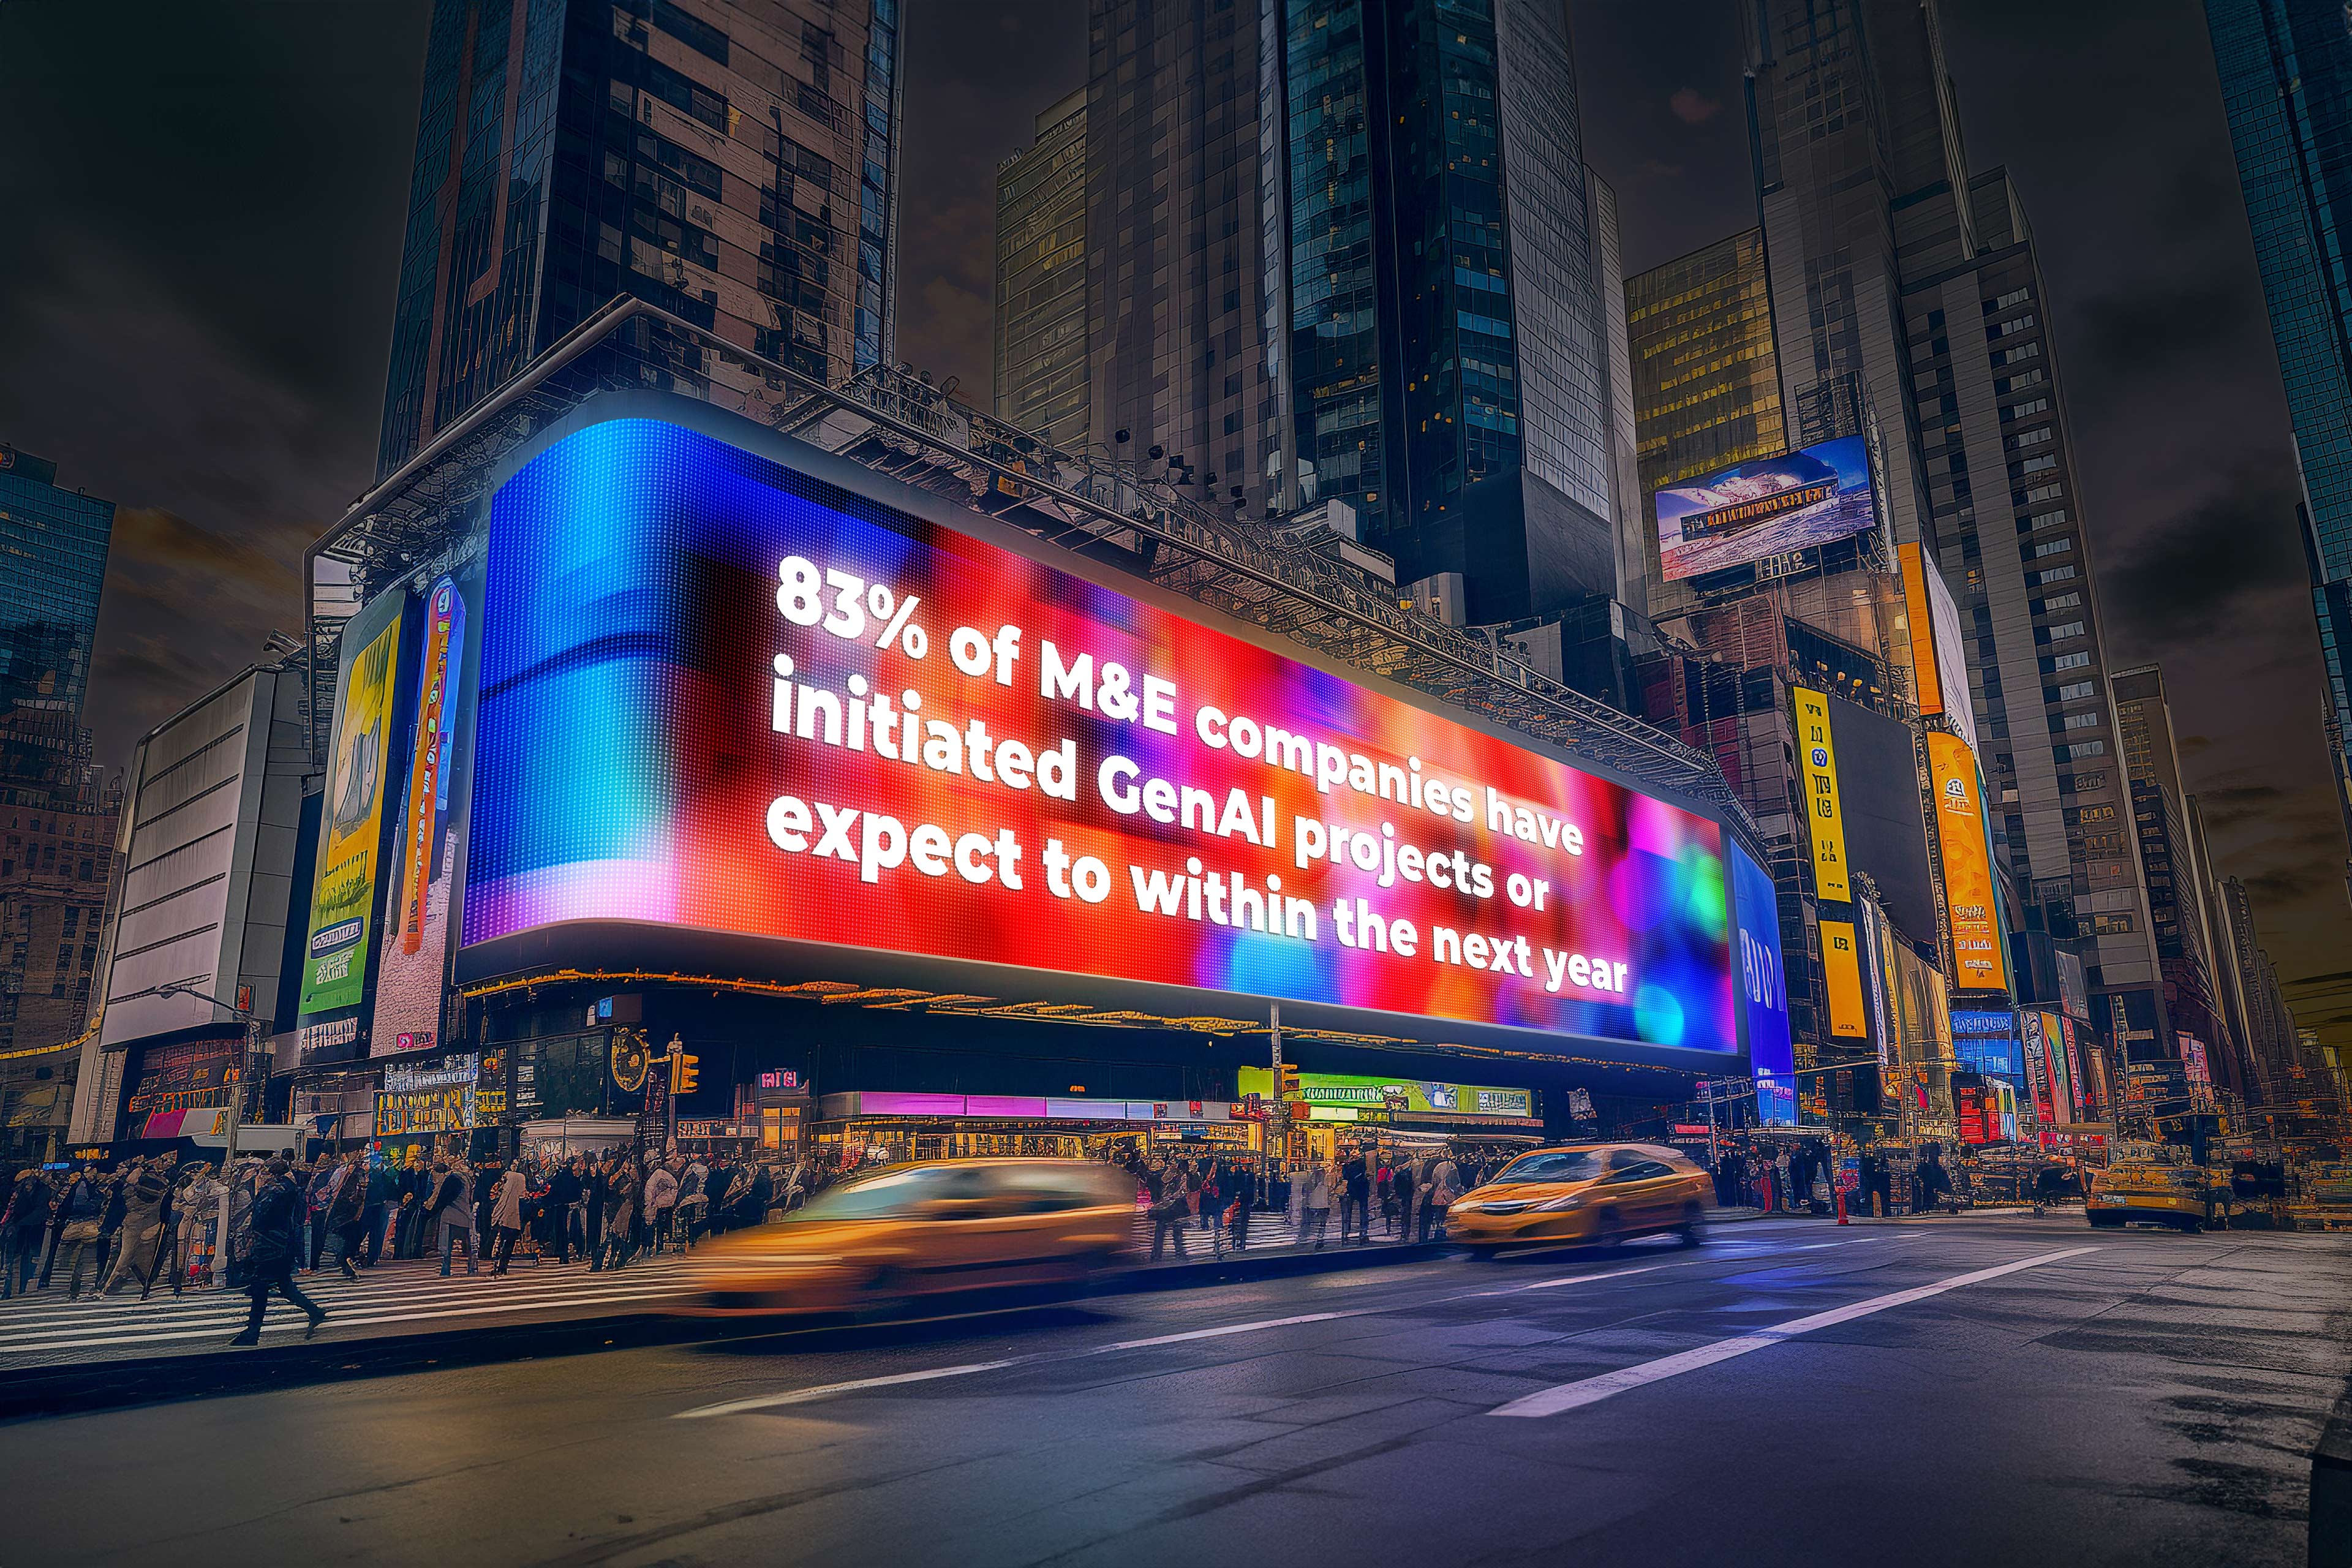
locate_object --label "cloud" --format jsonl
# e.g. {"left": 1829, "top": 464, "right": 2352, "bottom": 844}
{"left": 2101, "top": 461, "right": 2308, "bottom": 641}
{"left": 1668, "top": 88, "right": 1721, "bottom": 125}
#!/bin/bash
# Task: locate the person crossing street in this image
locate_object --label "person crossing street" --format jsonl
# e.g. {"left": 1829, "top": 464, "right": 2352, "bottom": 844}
{"left": 227, "top": 1159, "right": 325, "bottom": 1346}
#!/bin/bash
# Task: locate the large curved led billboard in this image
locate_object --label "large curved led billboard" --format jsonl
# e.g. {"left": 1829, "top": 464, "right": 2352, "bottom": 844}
{"left": 461, "top": 407, "right": 1740, "bottom": 1060}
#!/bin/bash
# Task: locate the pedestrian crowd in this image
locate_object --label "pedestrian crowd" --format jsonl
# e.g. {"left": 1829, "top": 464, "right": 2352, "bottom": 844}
{"left": 1117, "top": 1147, "right": 1498, "bottom": 1262}
{"left": 0, "top": 1145, "right": 831, "bottom": 1348}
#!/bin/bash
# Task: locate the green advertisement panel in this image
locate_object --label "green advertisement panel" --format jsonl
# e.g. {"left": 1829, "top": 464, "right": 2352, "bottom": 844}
{"left": 1237, "top": 1068, "right": 1533, "bottom": 1118}
{"left": 298, "top": 595, "right": 407, "bottom": 1018}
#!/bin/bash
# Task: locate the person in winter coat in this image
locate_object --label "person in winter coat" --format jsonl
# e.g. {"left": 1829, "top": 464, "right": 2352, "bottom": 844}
{"left": 1392, "top": 1160, "right": 1419, "bottom": 1245}
{"left": 102, "top": 1158, "right": 176, "bottom": 1295}
{"left": 641, "top": 1161, "right": 679, "bottom": 1254}
{"left": 3, "top": 1167, "right": 53, "bottom": 1297}
{"left": 227, "top": 1159, "right": 325, "bottom": 1346}
{"left": 1301, "top": 1162, "right": 1334, "bottom": 1250}
{"left": 545, "top": 1159, "right": 584, "bottom": 1264}
{"left": 489, "top": 1164, "right": 530, "bottom": 1275}
{"left": 1421, "top": 1155, "right": 1460, "bottom": 1242}
{"left": 1147, "top": 1164, "right": 1191, "bottom": 1262}
{"left": 431, "top": 1159, "right": 478, "bottom": 1277}
{"left": 323, "top": 1152, "right": 368, "bottom": 1279}
{"left": 50, "top": 1167, "right": 108, "bottom": 1299}
{"left": 162, "top": 1163, "right": 221, "bottom": 1295}
{"left": 595, "top": 1159, "right": 639, "bottom": 1272}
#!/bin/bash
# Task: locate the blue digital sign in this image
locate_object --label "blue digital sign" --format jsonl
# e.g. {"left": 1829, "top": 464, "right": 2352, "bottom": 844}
{"left": 1731, "top": 843, "right": 1795, "bottom": 1126}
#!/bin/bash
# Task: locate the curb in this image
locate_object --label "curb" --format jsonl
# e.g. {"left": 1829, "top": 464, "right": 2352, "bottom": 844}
{"left": 0, "top": 1240, "right": 1450, "bottom": 1423}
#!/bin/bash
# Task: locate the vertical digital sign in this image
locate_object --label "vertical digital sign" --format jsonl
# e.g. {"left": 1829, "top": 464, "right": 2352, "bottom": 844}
{"left": 371, "top": 570, "right": 481, "bottom": 1058}
{"left": 1928, "top": 731, "right": 2008, "bottom": 993}
{"left": 1732, "top": 844, "right": 1795, "bottom": 1126}
{"left": 298, "top": 590, "right": 407, "bottom": 1049}
{"left": 1793, "top": 686, "right": 1850, "bottom": 902}
{"left": 1900, "top": 542, "right": 1978, "bottom": 755}
{"left": 1820, "top": 918, "right": 1868, "bottom": 1039}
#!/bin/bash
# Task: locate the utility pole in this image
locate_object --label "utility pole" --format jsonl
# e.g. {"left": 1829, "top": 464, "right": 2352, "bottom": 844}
{"left": 1267, "top": 1003, "right": 1285, "bottom": 1189}
{"left": 665, "top": 1033, "right": 683, "bottom": 1153}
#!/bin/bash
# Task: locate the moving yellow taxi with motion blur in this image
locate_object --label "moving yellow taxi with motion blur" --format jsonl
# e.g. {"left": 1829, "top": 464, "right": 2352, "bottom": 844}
{"left": 678, "top": 1158, "right": 1137, "bottom": 1316}
{"left": 1446, "top": 1143, "right": 1715, "bottom": 1253}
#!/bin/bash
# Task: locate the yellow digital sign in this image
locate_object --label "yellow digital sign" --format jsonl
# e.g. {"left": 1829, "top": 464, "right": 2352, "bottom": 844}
{"left": 1929, "top": 730, "right": 2010, "bottom": 993}
{"left": 1820, "top": 918, "right": 1868, "bottom": 1038}
{"left": 1793, "top": 685, "right": 1851, "bottom": 902}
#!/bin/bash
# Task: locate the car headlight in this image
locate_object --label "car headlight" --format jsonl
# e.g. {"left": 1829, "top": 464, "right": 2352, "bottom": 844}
{"left": 1532, "top": 1194, "right": 1586, "bottom": 1212}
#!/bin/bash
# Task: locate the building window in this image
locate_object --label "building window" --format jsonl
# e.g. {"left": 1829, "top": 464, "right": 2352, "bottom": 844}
{"left": 2045, "top": 620, "right": 2086, "bottom": 641}
{"left": 2062, "top": 711, "right": 2101, "bottom": 730}
{"left": 2049, "top": 651, "right": 2092, "bottom": 673}
{"left": 2032, "top": 537, "right": 2073, "bottom": 558}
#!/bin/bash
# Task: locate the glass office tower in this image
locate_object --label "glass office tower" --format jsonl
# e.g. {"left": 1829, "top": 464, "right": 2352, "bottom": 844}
{"left": 376, "top": 0, "right": 903, "bottom": 477}
{"left": 2207, "top": 0, "right": 2352, "bottom": 909}
{"left": 1270, "top": 0, "right": 1617, "bottom": 624}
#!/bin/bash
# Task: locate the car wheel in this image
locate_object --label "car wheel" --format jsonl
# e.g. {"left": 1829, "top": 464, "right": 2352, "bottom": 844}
{"left": 1677, "top": 1202, "right": 1706, "bottom": 1247}
{"left": 2180, "top": 1216, "right": 2203, "bottom": 1235}
{"left": 1594, "top": 1209, "right": 1623, "bottom": 1248}
{"left": 2086, "top": 1210, "right": 2116, "bottom": 1229}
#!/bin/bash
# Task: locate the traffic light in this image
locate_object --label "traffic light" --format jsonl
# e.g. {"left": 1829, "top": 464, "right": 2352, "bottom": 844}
{"left": 1278, "top": 1062, "right": 1302, "bottom": 1100}
{"left": 671, "top": 1051, "right": 700, "bottom": 1095}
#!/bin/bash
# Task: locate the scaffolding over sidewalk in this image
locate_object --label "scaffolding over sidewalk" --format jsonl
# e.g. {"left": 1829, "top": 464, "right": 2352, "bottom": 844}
{"left": 305, "top": 295, "right": 1760, "bottom": 853}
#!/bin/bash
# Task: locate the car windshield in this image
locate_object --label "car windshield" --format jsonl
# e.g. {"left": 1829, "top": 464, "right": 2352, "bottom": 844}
{"left": 788, "top": 1166, "right": 970, "bottom": 1221}
{"left": 1490, "top": 1150, "right": 1607, "bottom": 1185}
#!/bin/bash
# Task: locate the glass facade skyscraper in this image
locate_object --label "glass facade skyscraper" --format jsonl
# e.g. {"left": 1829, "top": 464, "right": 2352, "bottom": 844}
{"left": 0, "top": 445, "right": 114, "bottom": 803}
{"left": 1268, "top": 0, "right": 1616, "bottom": 624}
{"left": 1745, "top": 0, "right": 2168, "bottom": 1054}
{"left": 2207, "top": 0, "right": 2352, "bottom": 907}
{"left": 377, "top": 0, "right": 903, "bottom": 477}
{"left": 993, "top": 90, "right": 1090, "bottom": 451}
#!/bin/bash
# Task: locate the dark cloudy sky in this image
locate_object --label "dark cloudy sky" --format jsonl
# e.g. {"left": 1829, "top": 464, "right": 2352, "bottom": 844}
{"left": 1, "top": 1, "right": 2342, "bottom": 981}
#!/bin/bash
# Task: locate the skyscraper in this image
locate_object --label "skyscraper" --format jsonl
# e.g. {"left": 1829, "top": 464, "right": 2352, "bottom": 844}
{"left": 375, "top": 0, "right": 903, "bottom": 477}
{"left": 2113, "top": 665, "right": 2237, "bottom": 1092}
{"left": 0, "top": 445, "right": 114, "bottom": 804}
{"left": 1082, "top": 0, "right": 1280, "bottom": 519}
{"left": 1744, "top": 0, "right": 2167, "bottom": 1052}
{"left": 1626, "top": 227, "right": 1788, "bottom": 622}
{"left": 1265, "top": 0, "right": 1618, "bottom": 624}
{"left": 993, "top": 89, "right": 1090, "bottom": 451}
{"left": 2207, "top": 0, "right": 2352, "bottom": 910}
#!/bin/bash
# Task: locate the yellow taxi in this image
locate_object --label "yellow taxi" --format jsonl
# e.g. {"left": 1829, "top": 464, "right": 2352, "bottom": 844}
{"left": 677, "top": 1158, "right": 1137, "bottom": 1316}
{"left": 1447, "top": 1142, "right": 1715, "bottom": 1253}
{"left": 2085, "top": 1142, "right": 2230, "bottom": 1233}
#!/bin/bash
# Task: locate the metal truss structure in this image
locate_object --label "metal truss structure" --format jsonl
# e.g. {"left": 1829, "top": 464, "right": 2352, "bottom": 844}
{"left": 309, "top": 296, "right": 1760, "bottom": 852}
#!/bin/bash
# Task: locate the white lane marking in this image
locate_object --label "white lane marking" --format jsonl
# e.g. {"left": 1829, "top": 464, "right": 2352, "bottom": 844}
{"left": 1097, "top": 1310, "right": 1370, "bottom": 1352}
{"left": 677, "top": 1359, "right": 1029, "bottom": 1419}
{"left": 1488, "top": 1245, "right": 2098, "bottom": 1418}
{"left": 672, "top": 1234, "right": 1906, "bottom": 1419}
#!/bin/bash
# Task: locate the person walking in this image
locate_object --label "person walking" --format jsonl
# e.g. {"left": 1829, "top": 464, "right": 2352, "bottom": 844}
{"left": 102, "top": 1158, "right": 175, "bottom": 1296}
{"left": 1341, "top": 1151, "right": 1371, "bottom": 1245}
{"left": 1147, "top": 1162, "right": 1191, "bottom": 1262}
{"left": 642, "top": 1159, "right": 679, "bottom": 1254}
{"left": 1392, "top": 1158, "right": 1419, "bottom": 1245}
{"left": 1422, "top": 1152, "right": 1460, "bottom": 1242}
{"left": 3, "top": 1166, "right": 53, "bottom": 1297}
{"left": 489, "top": 1163, "right": 529, "bottom": 1275}
{"left": 1228, "top": 1161, "right": 1256, "bottom": 1252}
{"left": 584, "top": 1153, "right": 611, "bottom": 1258}
{"left": 227, "top": 1158, "right": 326, "bottom": 1346}
{"left": 1302, "top": 1160, "right": 1335, "bottom": 1249}
{"left": 595, "top": 1158, "right": 638, "bottom": 1271}
{"left": 322, "top": 1152, "right": 367, "bottom": 1279}
{"left": 50, "top": 1166, "right": 107, "bottom": 1300}
{"left": 545, "top": 1158, "right": 584, "bottom": 1264}
{"left": 431, "top": 1159, "right": 478, "bottom": 1276}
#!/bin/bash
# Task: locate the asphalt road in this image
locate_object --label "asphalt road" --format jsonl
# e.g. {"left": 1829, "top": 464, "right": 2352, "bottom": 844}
{"left": 2, "top": 1216, "right": 2346, "bottom": 1568}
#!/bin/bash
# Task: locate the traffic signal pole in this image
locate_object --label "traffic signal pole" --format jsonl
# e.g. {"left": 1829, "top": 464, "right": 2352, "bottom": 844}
{"left": 1266, "top": 1003, "right": 1284, "bottom": 1191}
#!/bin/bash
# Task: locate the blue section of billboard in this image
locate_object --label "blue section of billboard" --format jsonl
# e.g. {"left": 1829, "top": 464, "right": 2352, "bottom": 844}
{"left": 1731, "top": 842, "right": 1795, "bottom": 1126}
{"left": 1654, "top": 434, "right": 1876, "bottom": 583}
